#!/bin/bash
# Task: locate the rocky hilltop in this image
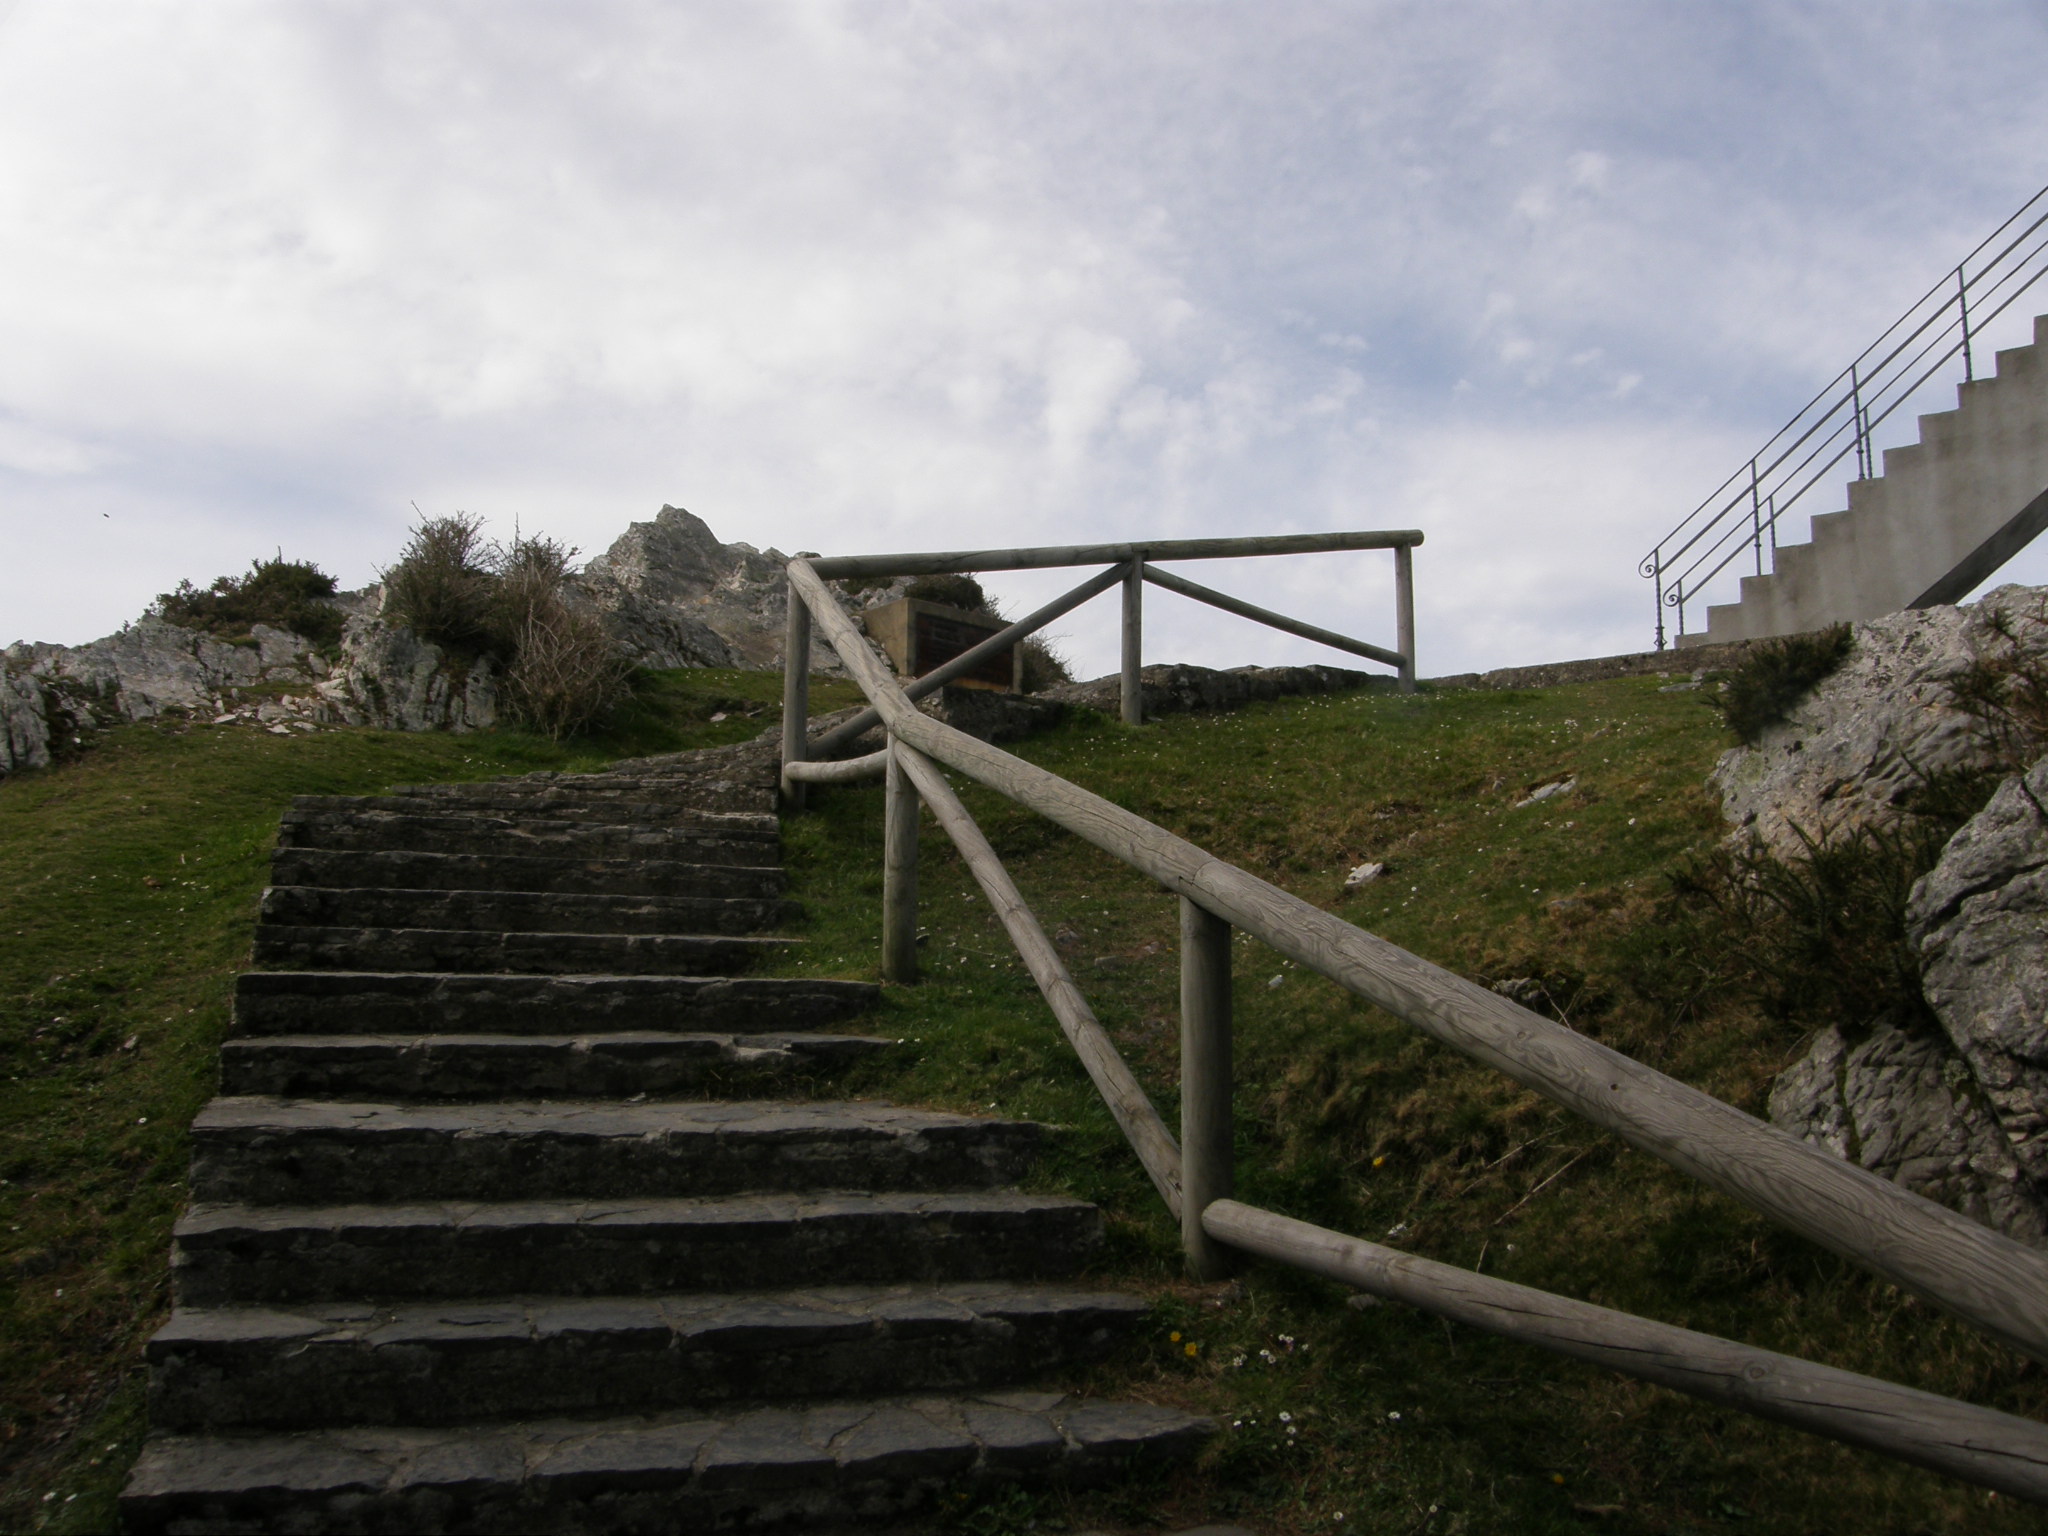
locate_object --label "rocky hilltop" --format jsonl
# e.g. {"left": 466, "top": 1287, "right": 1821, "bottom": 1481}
{"left": 2, "top": 507, "right": 945, "bottom": 776}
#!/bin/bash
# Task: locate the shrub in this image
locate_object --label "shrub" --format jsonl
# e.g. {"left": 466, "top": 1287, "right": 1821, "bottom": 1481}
{"left": 905, "top": 573, "right": 991, "bottom": 612}
{"left": 381, "top": 515, "right": 630, "bottom": 740}
{"left": 1714, "top": 623, "right": 1853, "bottom": 745}
{"left": 1018, "top": 635, "right": 1073, "bottom": 693}
{"left": 379, "top": 513, "right": 499, "bottom": 660}
{"left": 494, "top": 534, "right": 631, "bottom": 741}
{"left": 149, "top": 558, "right": 344, "bottom": 647}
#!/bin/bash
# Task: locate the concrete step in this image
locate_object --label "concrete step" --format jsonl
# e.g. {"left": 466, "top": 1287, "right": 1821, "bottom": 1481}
{"left": 259, "top": 885, "right": 800, "bottom": 938}
{"left": 217, "top": 1032, "right": 893, "bottom": 1101}
{"left": 121, "top": 1392, "right": 1213, "bottom": 1534}
{"left": 294, "top": 794, "right": 776, "bottom": 827}
{"left": 270, "top": 847, "right": 785, "bottom": 899}
{"left": 171, "top": 1192, "right": 1105, "bottom": 1305}
{"left": 148, "top": 1283, "right": 1149, "bottom": 1431}
{"left": 248, "top": 925, "right": 792, "bottom": 977}
{"left": 233, "top": 972, "right": 878, "bottom": 1038}
{"left": 276, "top": 809, "right": 780, "bottom": 863}
{"left": 188, "top": 1099, "right": 1046, "bottom": 1206}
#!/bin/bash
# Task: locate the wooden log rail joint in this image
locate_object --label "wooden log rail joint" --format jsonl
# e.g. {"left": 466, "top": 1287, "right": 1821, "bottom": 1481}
{"left": 772, "top": 541, "right": 2048, "bottom": 1505}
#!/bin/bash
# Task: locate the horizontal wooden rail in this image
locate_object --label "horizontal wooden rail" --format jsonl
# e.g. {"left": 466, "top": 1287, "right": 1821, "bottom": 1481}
{"left": 1207, "top": 1202, "right": 2048, "bottom": 1503}
{"left": 812, "top": 562, "right": 1128, "bottom": 758}
{"left": 809, "top": 530, "right": 1423, "bottom": 580}
{"left": 785, "top": 556, "right": 2048, "bottom": 1366}
{"left": 1141, "top": 562, "right": 1405, "bottom": 670}
{"left": 782, "top": 749, "right": 889, "bottom": 785}
{"left": 893, "top": 742, "right": 1185, "bottom": 1216}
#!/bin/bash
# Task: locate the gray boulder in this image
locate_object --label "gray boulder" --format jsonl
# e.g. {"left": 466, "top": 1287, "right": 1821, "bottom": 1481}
{"left": 1711, "top": 586, "right": 2048, "bottom": 859}
{"left": 1769, "top": 1022, "right": 2045, "bottom": 1244}
{"left": 315, "top": 611, "right": 497, "bottom": 733}
{"left": 578, "top": 505, "right": 784, "bottom": 669}
{"left": 1907, "top": 754, "right": 2048, "bottom": 1182}
{"left": 1, "top": 666, "right": 51, "bottom": 774}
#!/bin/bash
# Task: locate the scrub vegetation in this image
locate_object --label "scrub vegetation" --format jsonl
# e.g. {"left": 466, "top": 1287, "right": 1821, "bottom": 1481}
{"left": 2, "top": 665, "right": 2041, "bottom": 1534}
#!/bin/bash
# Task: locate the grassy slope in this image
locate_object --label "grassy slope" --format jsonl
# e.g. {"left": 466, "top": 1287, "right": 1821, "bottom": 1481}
{"left": 3, "top": 668, "right": 2042, "bottom": 1534}
{"left": 775, "top": 679, "right": 2047, "bottom": 1536}
{"left": 0, "top": 668, "right": 862, "bottom": 1534}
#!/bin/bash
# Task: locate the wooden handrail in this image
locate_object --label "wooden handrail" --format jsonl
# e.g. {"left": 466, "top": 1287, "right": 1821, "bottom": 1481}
{"left": 784, "top": 555, "right": 2048, "bottom": 1367}
{"left": 1207, "top": 1201, "right": 2048, "bottom": 1503}
{"left": 1141, "top": 561, "right": 1405, "bottom": 670}
{"left": 808, "top": 529, "right": 1422, "bottom": 579}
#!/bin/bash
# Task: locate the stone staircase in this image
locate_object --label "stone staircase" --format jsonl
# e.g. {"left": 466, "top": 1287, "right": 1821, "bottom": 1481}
{"left": 1689, "top": 312, "right": 2048, "bottom": 646}
{"left": 120, "top": 752, "right": 1209, "bottom": 1533}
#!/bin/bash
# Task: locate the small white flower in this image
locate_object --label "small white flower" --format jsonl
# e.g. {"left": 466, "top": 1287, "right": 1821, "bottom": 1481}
{"left": 1278, "top": 1412, "right": 1292, "bottom": 1423}
{"left": 1388, "top": 1410, "right": 1402, "bottom": 1421}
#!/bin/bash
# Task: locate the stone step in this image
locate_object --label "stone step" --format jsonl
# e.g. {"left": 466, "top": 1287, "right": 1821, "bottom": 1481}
{"left": 276, "top": 809, "right": 780, "bottom": 863}
{"left": 259, "top": 885, "right": 800, "bottom": 937}
{"left": 249, "top": 925, "right": 792, "bottom": 977}
{"left": 172, "top": 1192, "right": 1105, "bottom": 1306}
{"left": 147, "top": 1283, "right": 1149, "bottom": 1431}
{"left": 294, "top": 793, "right": 777, "bottom": 828}
{"left": 217, "top": 1032, "right": 893, "bottom": 1101}
{"left": 271, "top": 847, "right": 786, "bottom": 899}
{"left": 395, "top": 772, "right": 778, "bottom": 817}
{"left": 188, "top": 1099, "right": 1046, "bottom": 1206}
{"left": 233, "top": 973, "right": 878, "bottom": 1038}
{"left": 121, "top": 1392, "right": 1213, "bottom": 1534}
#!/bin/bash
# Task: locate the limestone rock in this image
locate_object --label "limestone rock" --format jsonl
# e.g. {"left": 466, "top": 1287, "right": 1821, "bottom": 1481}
{"left": 316, "top": 612, "right": 497, "bottom": 733}
{"left": 1768, "top": 1022, "right": 2047, "bottom": 1245}
{"left": 1907, "top": 754, "right": 2048, "bottom": 1182}
{"left": 577, "top": 505, "right": 795, "bottom": 670}
{"left": 1, "top": 666, "right": 51, "bottom": 774}
{"left": 1710, "top": 586, "right": 2048, "bottom": 859}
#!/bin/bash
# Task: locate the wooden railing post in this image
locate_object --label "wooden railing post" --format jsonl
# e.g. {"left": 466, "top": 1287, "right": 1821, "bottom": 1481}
{"left": 1394, "top": 542, "right": 1416, "bottom": 694}
{"left": 882, "top": 738, "right": 919, "bottom": 983}
{"left": 780, "top": 591, "right": 812, "bottom": 809}
{"left": 1180, "top": 896, "right": 1233, "bottom": 1279}
{"left": 1121, "top": 558, "right": 1144, "bottom": 726}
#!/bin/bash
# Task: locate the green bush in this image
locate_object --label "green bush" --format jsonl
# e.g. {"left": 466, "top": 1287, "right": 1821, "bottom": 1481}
{"left": 1714, "top": 623, "right": 1853, "bottom": 744}
{"left": 379, "top": 513, "right": 500, "bottom": 660}
{"left": 380, "top": 515, "right": 629, "bottom": 739}
{"left": 148, "top": 558, "right": 344, "bottom": 647}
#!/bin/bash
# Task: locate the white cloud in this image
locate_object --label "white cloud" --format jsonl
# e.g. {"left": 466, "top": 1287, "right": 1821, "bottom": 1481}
{"left": 2, "top": 1, "right": 2047, "bottom": 674}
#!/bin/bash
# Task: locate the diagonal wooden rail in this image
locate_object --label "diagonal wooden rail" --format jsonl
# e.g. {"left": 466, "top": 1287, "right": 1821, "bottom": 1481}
{"left": 780, "top": 546, "right": 2048, "bottom": 1503}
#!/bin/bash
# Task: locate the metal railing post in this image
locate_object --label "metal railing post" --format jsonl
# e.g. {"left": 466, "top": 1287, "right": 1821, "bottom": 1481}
{"left": 780, "top": 592, "right": 812, "bottom": 809}
{"left": 1179, "top": 896, "right": 1233, "bottom": 1280}
{"left": 1959, "top": 264, "right": 1976, "bottom": 383}
{"left": 1652, "top": 551, "right": 1665, "bottom": 652}
{"left": 1851, "top": 363, "right": 1869, "bottom": 480}
{"left": 882, "top": 738, "right": 919, "bottom": 983}
{"left": 1394, "top": 542, "right": 1416, "bottom": 693}
{"left": 1749, "top": 458, "right": 1764, "bottom": 576}
{"left": 1121, "top": 558, "right": 1144, "bottom": 725}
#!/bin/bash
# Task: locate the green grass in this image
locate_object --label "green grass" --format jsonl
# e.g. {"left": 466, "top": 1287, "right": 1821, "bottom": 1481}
{"left": 0, "top": 667, "right": 860, "bottom": 1533}
{"left": 772, "top": 679, "right": 2048, "bottom": 1535}
{"left": 4, "top": 668, "right": 2042, "bottom": 1534}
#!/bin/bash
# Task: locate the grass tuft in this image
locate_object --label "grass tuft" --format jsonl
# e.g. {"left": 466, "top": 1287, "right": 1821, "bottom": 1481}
{"left": 1714, "top": 623, "right": 1853, "bottom": 745}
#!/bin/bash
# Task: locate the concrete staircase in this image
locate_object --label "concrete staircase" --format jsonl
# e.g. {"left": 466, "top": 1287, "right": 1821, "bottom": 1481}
{"left": 1690, "top": 312, "right": 2048, "bottom": 647}
{"left": 120, "top": 756, "right": 1208, "bottom": 1533}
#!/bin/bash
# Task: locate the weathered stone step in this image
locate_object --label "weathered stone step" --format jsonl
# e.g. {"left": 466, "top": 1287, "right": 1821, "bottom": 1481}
{"left": 148, "top": 1283, "right": 1148, "bottom": 1431}
{"left": 271, "top": 847, "right": 785, "bottom": 899}
{"left": 217, "top": 1032, "right": 892, "bottom": 1101}
{"left": 293, "top": 793, "right": 777, "bottom": 827}
{"left": 396, "top": 771, "right": 778, "bottom": 817}
{"left": 234, "top": 973, "right": 877, "bottom": 1038}
{"left": 121, "top": 1392, "right": 1212, "bottom": 1534}
{"left": 249, "top": 925, "right": 792, "bottom": 977}
{"left": 277, "top": 809, "right": 779, "bottom": 863}
{"left": 189, "top": 1099, "right": 1046, "bottom": 1205}
{"left": 172, "top": 1192, "right": 1104, "bottom": 1306}
{"left": 260, "top": 885, "right": 800, "bottom": 938}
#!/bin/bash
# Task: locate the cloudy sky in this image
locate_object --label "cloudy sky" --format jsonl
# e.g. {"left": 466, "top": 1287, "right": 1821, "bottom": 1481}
{"left": 4, "top": 2, "right": 2047, "bottom": 679}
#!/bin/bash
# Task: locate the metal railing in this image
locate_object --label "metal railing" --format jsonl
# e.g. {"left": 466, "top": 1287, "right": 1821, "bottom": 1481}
{"left": 778, "top": 537, "right": 2048, "bottom": 1503}
{"left": 1642, "top": 183, "right": 2048, "bottom": 646}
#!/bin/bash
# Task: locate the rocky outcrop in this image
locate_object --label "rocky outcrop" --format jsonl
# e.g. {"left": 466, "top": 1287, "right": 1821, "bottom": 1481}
{"left": 312, "top": 612, "right": 497, "bottom": 733}
{"left": 1710, "top": 586, "right": 2048, "bottom": 860}
{"left": 1907, "top": 755, "right": 2048, "bottom": 1184}
{"left": 1768, "top": 1022, "right": 2045, "bottom": 1246}
{"left": 577, "top": 505, "right": 795, "bottom": 670}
